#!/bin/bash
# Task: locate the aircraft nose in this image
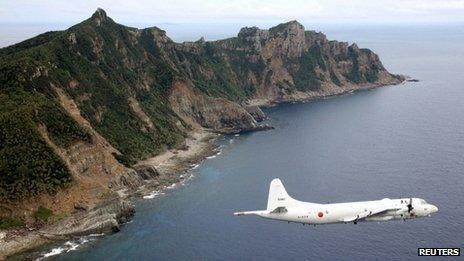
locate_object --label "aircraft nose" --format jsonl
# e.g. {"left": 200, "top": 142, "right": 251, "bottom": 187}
{"left": 430, "top": 205, "right": 438, "bottom": 213}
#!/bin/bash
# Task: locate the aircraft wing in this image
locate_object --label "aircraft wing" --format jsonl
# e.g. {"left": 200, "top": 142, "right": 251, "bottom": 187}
{"left": 341, "top": 206, "right": 400, "bottom": 222}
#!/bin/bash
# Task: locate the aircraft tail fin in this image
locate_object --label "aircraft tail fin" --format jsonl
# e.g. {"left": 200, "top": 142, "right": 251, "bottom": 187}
{"left": 267, "top": 178, "right": 295, "bottom": 210}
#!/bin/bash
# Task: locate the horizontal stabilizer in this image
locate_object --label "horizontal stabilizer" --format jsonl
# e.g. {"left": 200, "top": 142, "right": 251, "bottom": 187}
{"left": 233, "top": 210, "right": 268, "bottom": 216}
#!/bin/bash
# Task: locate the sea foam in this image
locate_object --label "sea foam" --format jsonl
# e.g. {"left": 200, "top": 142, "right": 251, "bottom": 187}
{"left": 39, "top": 234, "right": 104, "bottom": 259}
{"left": 143, "top": 190, "right": 164, "bottom": 199}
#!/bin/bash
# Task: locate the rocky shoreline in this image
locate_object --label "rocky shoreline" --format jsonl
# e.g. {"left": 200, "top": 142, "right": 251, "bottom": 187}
{"left": 0, "top": 131, "right": 221, "bottom": 260}
{"left": 0, "top": 8, "right": 409, "bottom": 259}
{"left": 248, "top": 77, "right": 406, "bottom": 107}
{"left": 0, "top": 78, "right": 405, "bottom": 260}
{"left": 0, "top": 198, "right": 134, "bottom": 259}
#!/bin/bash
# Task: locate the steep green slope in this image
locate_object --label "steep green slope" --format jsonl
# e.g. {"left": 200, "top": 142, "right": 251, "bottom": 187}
{"left": 0, "top": 90, "right": 89, "bottom": 200}
{"left": 0, "top": 9, "right": 402, "bottom": 201}
{"left": 0, "top": 11, "right": 186, "bottom": 200}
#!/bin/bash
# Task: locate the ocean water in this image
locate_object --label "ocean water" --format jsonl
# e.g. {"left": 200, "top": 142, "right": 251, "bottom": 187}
{"left": 8, "top": 24, "right": 464, "bottom": 260}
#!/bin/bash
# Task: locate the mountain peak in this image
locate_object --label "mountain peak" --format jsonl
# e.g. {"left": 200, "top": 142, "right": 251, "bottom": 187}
{"left": 90, "top": 8, "right": 109, "bottom": 25}
{"left": 92, "top": 8, "right": 107, "bottom": 19}
{"left": 269, "top": 20, "right": 305, "bottom": 34}
{"left": 285, "top": 20, "right": 302, "bottom": 26}
{"left": 238, "top": 26, "right": 261, "bottom": 38}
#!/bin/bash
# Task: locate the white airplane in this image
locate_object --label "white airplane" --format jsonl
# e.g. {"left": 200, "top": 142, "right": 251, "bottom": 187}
{"left": 234, "top": 178, "right": 438, "bottom": 225}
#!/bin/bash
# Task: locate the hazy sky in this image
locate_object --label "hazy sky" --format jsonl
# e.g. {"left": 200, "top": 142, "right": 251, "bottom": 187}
{"left": 0, "top": 0, "right": 463, "bottom": 25}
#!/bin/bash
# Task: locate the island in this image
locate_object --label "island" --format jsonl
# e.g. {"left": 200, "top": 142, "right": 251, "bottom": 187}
{"left": 0, "top": 8, "right": 404, "bottom": 258}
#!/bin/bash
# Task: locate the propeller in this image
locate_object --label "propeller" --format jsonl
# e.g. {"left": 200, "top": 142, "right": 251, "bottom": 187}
{"left": 407, "top": 198, "right": 414, "bottom": 213}
{"left": 400, "top": 198, "right": 414, "bottom": 221}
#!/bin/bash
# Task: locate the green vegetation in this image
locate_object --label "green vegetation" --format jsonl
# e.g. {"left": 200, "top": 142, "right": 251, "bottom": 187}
{"left": 0, "top": 29, "right": 89, "bottom": 201}
{"left": 291, "top": 46, "right": 326, "bottom": 91}
{"left": 346, "top": 48, "right": 382, "bottom": 84}
{"left": 0, "top": 217, "right": 24, "bottom": 229}
{"left": 347, "top": 48, "right": 362, "bottom": 83}
{"left": 3, "top": 12, "right": 186, "bottom": 164}
{"left": 0, "top": 10, "right": 388, "bottom": 202}
{"left": 0, "top": 90, "right": 83, "bottom": 200}
{"left": 330, "top": 71, "right": 342, "bottom": 86}
{"left": 182, "top": 41, "right": 262, "bottom": 102}
{"left": 34, "top": 206, "right": 53, "bottom": 222}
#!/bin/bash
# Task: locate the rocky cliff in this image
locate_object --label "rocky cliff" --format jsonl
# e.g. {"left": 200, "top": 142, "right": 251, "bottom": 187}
{"left": 0, "top": 8, "right": 403, "bottom": 226}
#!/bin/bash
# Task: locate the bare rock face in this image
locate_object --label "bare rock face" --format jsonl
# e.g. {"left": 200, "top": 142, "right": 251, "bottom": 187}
{"left": 43, "top": 198, "right": 135, "bottom": 236}
{"left": 169, "top": 80, "right": 261, "bottom": 134}
{"left": 0, "top": 199, "right": 136, "bottom": 260}
{"left": 0, "top": 9, "right": 403, "bottom": 240}
{"left": 237, "top": 26, "right": 270, "bottom": 52}
{"left": 91, "top": 8, "right": 109, "bottom": 26}
{"left": 245, "top": 105, "right": 267, "bottom": 122}
{"left": 237, "top": 20, "right": 306, "bottom": 58}
{"left": 73, "top": 201, "right": 89, "bottom": 212}
{"left": 212, "top": 20, "right": 403, "bottom": 102}
{"left": 109, "top": 169, "right": 146, "bottom": 190}
{"left": 132, "top": 165, "right": 160, "bottom": 180}
{"left": 267, "top": 20, "right": 307, "bottom": 59}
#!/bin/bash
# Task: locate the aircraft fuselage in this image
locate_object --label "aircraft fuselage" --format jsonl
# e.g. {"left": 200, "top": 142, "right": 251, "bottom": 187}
{"left": 252, "top": 198, "right": 437, "bottom": 225}
{"left": 234, "top": 179, "right": 438, "bottom": 225}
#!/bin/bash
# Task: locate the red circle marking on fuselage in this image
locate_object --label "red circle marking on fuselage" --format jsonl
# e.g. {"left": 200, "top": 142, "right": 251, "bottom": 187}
{"left": 318, "top": 212, "right": 324, "bottom": 218}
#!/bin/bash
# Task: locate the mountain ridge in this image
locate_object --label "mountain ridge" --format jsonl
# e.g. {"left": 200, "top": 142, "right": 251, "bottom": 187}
{"left": 0, "top": 8, "right": 403, "bottom": 225}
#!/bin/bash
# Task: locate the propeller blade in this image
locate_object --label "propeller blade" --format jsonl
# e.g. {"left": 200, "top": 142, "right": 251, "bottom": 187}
{"left": 407, "top": 198, "right": 414, "bottom": 212}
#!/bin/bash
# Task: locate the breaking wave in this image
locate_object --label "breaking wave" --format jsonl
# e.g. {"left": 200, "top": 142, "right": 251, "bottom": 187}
{"left": 143, "top": 190, "right": 165, "bottom": 199}
{"left": 38, "top": 234, "right": 104, "bottom": 260}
